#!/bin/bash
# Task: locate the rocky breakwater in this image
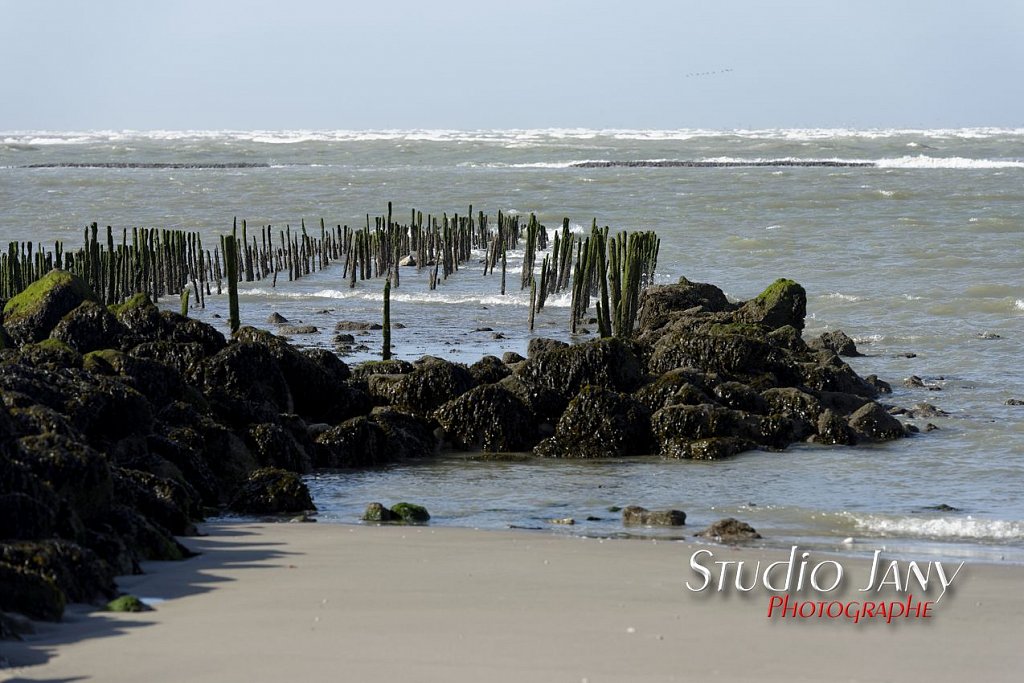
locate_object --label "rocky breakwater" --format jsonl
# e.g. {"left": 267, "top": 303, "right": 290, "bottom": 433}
{"left": 0, "top": 269, "right": 435, "bottom": 629}
{"left": 432, "top": 275, "right": 907, "bottom": 459}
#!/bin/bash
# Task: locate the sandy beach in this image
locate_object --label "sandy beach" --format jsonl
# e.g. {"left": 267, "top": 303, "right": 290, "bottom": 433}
{"left": 2, "top": 522, "right": 1021, "bottom": 682}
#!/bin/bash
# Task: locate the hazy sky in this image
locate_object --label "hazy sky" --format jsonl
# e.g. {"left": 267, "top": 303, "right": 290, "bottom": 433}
{"left": 2, "top": 0, "right": 1021, "bottom": 130}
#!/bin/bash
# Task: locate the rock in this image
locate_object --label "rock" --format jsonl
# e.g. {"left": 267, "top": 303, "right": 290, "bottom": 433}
{"left": 278, "top": 324, "right": 318, "bottom": 335}
{"left": 468, "top": 355, "right": 510, "bottom": 385}
{"left": 527, "top": 337, "right": 569, "bottom": 357}
{"left": 313, "top": 417, "right": 386, "bottom": 468}
{"left": 246, "top": 422, "right": 312, "bottom": 473}
{"left": 389, "top": 502, "right": 430, "bottom": 523}
{"left": 0, "top": 562, "right": 65, "bottom": 621}
{"left": 50, "top": 300, "right": 127, "bottom": 353}
{"left": 203, "top": 340, "right": 293, "bottom": 422}
{"left": 712, "top": 381, "right": 768, "bottom": 414}
{"left": 399, "top": 254, "right": 417, "bottom": 267}
{"left": 2, "top": 269, "right": 100, "bottom": 346}
{"left": 549, "top": 518, "right": 575, "bottom": 525}
{"left": 267, "top": 312, "right": 289, "bottom": 324}
{"left": 802, "top": 352, "right": 879, "bottom": 398}
{"left": 534, "top": 386, "right": 651, "bottom": 458}
{"left": 104, "top": 595, "right": 152, "bottom": 612}
{"left": 334, "top": 320, "right": 382, "bottom": 332}
{"left": 809, "top": 330, "right": 862, "bottom": 357}
{"left": 647, "top": 323, "right": 797, "bottom": 386}
{"left": 696, "top": 518, "right": 762, "bottom": 542}
{"left": 650, "top": 404, "right": 747, "bottom": 458}
{"left": 0, "top": 492, "right": 57, "bottom": 540}
{"left": 676, "top": 436, "right": 757, "bottom": 460}
{"left": 501, "top": 351, "right": 526, "bottom": 365}
{"left": 370, "top": 409, "right": 439, "bottom": 460}
{"left": 735, "top": 279, "right": 807, "bottom": 331}
{"left": 637, "top": 276, "right": 735, "bottom": 332}
{"left": 366, "top": 356, "right": 473, "bottom": 415}
{"left": 847, "top": 402, "right": 906, "bottom": 442}
{"left": 228, "top": 467, "right": 314, "bottom": 514}
{"left": 0, "top": 540, "right": 117, "bottom": 604}
{"left": 516, "top": 338, "right": 645, "bottom": 406}
{"left": 907, "top": 403, "right": 948, "bottom": 418}
{"left": 14, "top": 432, "right": 114, "bottom": 523}
{"left": 1006, "top": 399, "right": 1024, "bottom": 406}
{"left": 814, "top": 409, "right": 858, "bottom": 445}
{"left": 350, "top": 359, "right": 414, "bottom": 380}
{"left": 621, "top": 506, "right": 686, "bottom": 526}
{"left": 362, "top": 502, "right": 395, "bottom": 522}
{"left": 434, "top": 383, "right": 536, "bottom": 452}
{"left": 633, "top": 368, "right": 715, "bottom": 412}
{"left": 112, "top": 468, "right": 200, "bottom": 537}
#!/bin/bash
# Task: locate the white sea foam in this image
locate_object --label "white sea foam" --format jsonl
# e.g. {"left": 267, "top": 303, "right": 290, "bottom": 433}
{"left": 876, "top": 155, "right": 1024, "bottom": 169}
{"left": 822, "top": 292, "right": 861, "bottom": 302}
{"left": 849, "top": 513, "right": 1024, "bottom": 541}
{"left": 239, "top": 286, "right": 565, "bottom": 308}
{"left": 1015, "top": 299, "right": 1024, "bottom": 311}
{"left": 6, "top": 127, "right": 1024, "bottom": 147}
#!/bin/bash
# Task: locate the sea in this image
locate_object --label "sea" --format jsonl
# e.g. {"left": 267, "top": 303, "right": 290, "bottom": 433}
{"left": 2, "top": 127, "right": 1022, "bottom": 563}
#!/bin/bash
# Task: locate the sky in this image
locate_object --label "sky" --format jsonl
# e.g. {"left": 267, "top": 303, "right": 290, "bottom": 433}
{"left": 1, "top": 0, "right": 1022, "bottom": 131}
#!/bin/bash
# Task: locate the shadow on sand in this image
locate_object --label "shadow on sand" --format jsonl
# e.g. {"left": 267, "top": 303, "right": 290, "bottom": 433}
{"left": 0, "top": 522, "right": 298, "bottom": 682}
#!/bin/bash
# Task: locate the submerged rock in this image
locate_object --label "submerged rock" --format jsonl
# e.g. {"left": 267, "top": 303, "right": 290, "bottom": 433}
{"left": 621, "top": 506, "right": 686, "bottom": 527}
{"left": 696, "top": 518, "right": 762, "bottom": 542}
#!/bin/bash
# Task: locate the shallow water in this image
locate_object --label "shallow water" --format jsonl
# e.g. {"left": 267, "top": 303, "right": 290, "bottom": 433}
{"left": 3, "top": 128, "right": 1022, "bottom": 562}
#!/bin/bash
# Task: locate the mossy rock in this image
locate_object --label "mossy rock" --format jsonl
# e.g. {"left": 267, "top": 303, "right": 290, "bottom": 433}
{"left": 107, "top": 292, "right": 155, "bottom": 318}
{"left": 736, "top": 278, "right": 807, "bottom": 331}
{"left": 105, "top": 595, "right": 152, "bottom": 612}
{"left": 3, "top": 269, "right": 100, "bottom": 346}
{"left": 361, "top": 502, "right": 395, "bottom": 522}
{"left": 390, "top": 502, "right": 430, "bottom": 523}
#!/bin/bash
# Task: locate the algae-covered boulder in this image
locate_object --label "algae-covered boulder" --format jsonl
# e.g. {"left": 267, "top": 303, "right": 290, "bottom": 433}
{"left": 246, "top": 422, "right": 313, "bottom": 473}
{"left": 390, "top": 502, "right": 430, "bottom": 523}
{"left": 228, "top": 467, "right": 314, "bottom": 515}
{"left": 809, "top": 329, "right": 862, "bottom": 357}
{"left": 105, "top": 594, "right": 152, "bottom": 612}
{"left": 2, "top": 269, "right": 100, "bottom": 346}
{"left": 515, "top": 337, "right": 645, "bottom": 405}
{"left": 637, "top": 276, "right": 735, "bottom": 332}
{"left": 622, "top": 506, "right": 686, "bottom": 526}
{"left": 14, "top": 433, "right": 114, "bottom": 523}
{"left": 361, "top": 502, "right": 395, "bottom": 522}
{"left": 371, "top": 409, "right": 439, "bottom": 460}
{"left": 468, "top": 354, "right": 510, "bottom": 386}
{"left": 50, "top": 300, "right": 126, "bottom": 353}
{"left": 434, "top": 383, "right": 536, "bottom": 452}
{"left": 0, "top": 562, "right": 65, "bottom": 621}
{"left": 735, "top": 278, "right": 807, "bottom": 331}
{"left": 696, "top": 518, "right": 762, "bottom": 542}
{"left": 366, "top": 356, "right": 473, "bottom": 415}
{"left": 0, "top": 540, "right": 117, "bottom": 604}
{"left": 650, "top": 404, "right": 759, "bottom": 459}
{"left": 534, "top": 385, "right": 651, "bottom": 458}
{"left": 847, "top": 402, "right": 906, "bottom": 442}
{"left": 203, "top": 341, "right": 293, "bottom": 423}
{"left": 314, "top": 416, "right": 387, "bottom": 468}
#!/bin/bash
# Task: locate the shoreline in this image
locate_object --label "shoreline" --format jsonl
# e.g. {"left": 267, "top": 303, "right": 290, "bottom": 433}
{"left": 4, "top": 521, "right": 1022, "bottom": 682}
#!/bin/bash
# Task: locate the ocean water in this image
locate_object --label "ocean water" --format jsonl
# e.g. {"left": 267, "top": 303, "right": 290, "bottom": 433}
{"left": 2, "top": 128, "right": 1023, "bottom": 562}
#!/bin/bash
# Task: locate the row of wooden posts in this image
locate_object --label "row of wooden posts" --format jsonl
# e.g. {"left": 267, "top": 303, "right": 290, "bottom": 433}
{"left": 1, "top": 205, "right": 660, "bottom": 347}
